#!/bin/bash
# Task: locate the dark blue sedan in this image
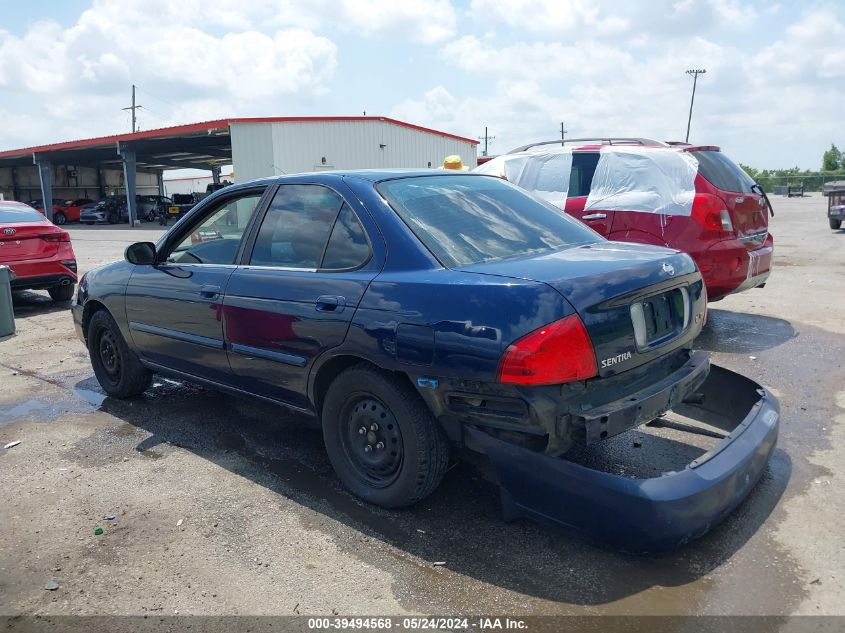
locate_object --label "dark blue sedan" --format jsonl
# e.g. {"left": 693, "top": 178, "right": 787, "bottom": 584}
{"left": 72, "top": 171, "right": 778, "bottom": 550}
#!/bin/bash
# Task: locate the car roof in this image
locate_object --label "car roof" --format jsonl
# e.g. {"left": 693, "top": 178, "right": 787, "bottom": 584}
{"left": 0, "top": 200, "right": 36, "bottom": 209}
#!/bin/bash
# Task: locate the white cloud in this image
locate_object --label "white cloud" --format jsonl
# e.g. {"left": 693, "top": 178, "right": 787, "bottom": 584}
{"left": 468, "top": 0, "right": 630, "bottom": 36}
{"left": 338, "top": 0, "right": 456, "bottom": 44}
{"left": 0, "top": 0, "right": 339, "bottom": 146}
{"left": 398, "top": 6, "right": 845, "bottom": 169}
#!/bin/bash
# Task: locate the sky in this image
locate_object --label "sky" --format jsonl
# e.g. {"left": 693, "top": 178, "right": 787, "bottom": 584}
{"left": 0, "top": 0, "right": 843, "bottom": 171}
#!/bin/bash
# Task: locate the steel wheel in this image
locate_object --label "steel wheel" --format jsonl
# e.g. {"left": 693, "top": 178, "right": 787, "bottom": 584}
{"left": 97, "top": 328, "right": 122, "bottom": 386}
{"left": 339, "top": 395, "right": 404, "bottom": 488}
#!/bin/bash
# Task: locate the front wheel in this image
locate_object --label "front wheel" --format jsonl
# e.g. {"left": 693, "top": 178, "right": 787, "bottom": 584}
{"left": 87, "top": 310, "right": 151, "bottom": 398}
{"left": 321, "top": 365, "right": 449, "bottom": 508}
{"left": 830, "top": 218, "right": 842, "bottom": 230}
{"left": 53, "top": 211, "right": 66, "bottom": 225}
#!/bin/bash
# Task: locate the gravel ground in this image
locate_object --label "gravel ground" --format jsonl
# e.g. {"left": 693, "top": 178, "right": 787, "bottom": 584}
{"left": 0, "top": 198, "right": 843, "bottom": 618}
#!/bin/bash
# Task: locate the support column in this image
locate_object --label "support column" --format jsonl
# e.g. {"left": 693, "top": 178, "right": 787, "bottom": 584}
{"left": 117, "top": 143, "right": 137, "bottom": 227}
{"left": 211, "top": 165, "right": 221, "bottom": 185}
{"left": 157, "top": 170, "right": 165, "bottom": 197}
{"left": 33, "top": 155, "right": 53, "bottom": 222}
{"left": 11, "top": 168, "right": 19, "bottom": 201}
{"left": 96, "top": 168, "right": 105, "bottom": 199}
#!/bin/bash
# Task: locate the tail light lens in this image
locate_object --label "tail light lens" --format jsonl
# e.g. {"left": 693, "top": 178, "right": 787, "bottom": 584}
{"left": 692, "top": 193, "right": 733, "bottom": 234}
{"left": 497, "top": 314, "right": 597, "bottom": 385}
{"left": 41, "top": 232, "right": 70, "bottom": 242}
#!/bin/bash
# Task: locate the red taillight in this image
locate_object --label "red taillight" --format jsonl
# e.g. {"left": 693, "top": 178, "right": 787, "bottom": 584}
{"left": 497, "top": 314, "right": 597, "bottom": 386}
{"left": 692, "top": 193, "right": 733, "bottom": 234}
{"left": 41, "top": 232, "right": 70, "bottom": 242}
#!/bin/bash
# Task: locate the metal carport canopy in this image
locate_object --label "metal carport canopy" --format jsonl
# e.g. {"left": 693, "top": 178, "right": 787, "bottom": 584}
{"left": 0, "top": 116, "right": 477, "bottom": 226}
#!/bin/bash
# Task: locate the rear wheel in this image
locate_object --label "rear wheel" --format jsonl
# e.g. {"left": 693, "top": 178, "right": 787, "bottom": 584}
{"left": 322, "top": 365, "right": 449, "bottom": 508}
{"left": 145, "top": 209, "right": 156, "bottom": 222}
{"left": 48, "top": 284, "right": 74, "bottom": 302}
{"left": 830, "top": 218, "right": 842, "bottom": 230}
{"left": 87, "top": 310, "right": 151, "bottom": 398}
{"left": 53, "top": 211, "right": 66, "bottom": 225}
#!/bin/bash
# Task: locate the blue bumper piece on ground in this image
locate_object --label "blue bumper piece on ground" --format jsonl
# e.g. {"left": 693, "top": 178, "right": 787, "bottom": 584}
{"left": 467, "top": 365, "right": 780, "bottom": 552}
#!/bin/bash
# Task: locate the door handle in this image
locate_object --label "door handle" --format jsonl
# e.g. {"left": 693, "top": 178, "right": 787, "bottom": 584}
{"left": 199, "top": 285, "right": 221, "bottom": 299}
{"left": 315, "top": 295, "right": 346, "bottom": 313}
{"left": 582, "top": 213, "right": 607, "bottom": 221}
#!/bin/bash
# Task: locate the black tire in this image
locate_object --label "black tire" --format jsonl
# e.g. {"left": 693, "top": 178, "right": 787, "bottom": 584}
{"left": 321, "top": 364, "right": 449, "bottom": 508}
{"left": 48, "top": 284, "right": 74, "bottom": 302}
{"left": 830, "top": 218, "right": 842, "bottom": 230}
{"left": 82, "top": 222, "right": 94, "bottom": 226}
{"left": 87, "top": 309, "right": 151, "bottom": 398}
{"left": 53, "top": 211, "right": 66, "bottom": 225}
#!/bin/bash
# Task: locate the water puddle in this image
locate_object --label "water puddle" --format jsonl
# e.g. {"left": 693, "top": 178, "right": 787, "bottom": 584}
{"left": 0, "top": 394, "right": 98, "bottom": 427}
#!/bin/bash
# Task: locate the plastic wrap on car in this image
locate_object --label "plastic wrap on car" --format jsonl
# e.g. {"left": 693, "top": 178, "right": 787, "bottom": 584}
{"left": 584, "top": 147, "right": 698, "bottom": 216}
{"left": 474, "top": 152, "right": 573, "bottom": 208}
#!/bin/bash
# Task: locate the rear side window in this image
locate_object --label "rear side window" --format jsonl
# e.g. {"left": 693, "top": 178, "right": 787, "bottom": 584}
{"left": 249, "top": 184, "right": 370, "bottom": 271}
{"left": 0, "top": 207, "right": 44, "bottom": 223}
{"left": 568, "top": 152, "right": 600, "bottom": 197}
{"left": 322, "top": 204, "right": 371, "bottom": 269}
{"left": 692, "top": 150, "right": 756, "bottom": 193}
{"left": 377, "top": 175, "right": 599, "bottom": 268}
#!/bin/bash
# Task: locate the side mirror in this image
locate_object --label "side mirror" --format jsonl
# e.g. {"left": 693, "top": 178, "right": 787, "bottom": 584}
{"left": 125, "top": 242, "right": 156, "bottom": 265}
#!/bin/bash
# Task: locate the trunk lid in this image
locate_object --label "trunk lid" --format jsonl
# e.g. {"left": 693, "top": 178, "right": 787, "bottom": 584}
{"left": 0, "top": 221, "right": 63, "bottom": 262}
{"left": 458, "top": 242, "right": 707, "bottom": 377}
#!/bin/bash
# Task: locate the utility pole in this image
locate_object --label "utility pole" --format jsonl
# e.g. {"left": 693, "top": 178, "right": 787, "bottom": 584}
{"left": 685, "top": 69, "right": 706, "bottom": 143}
{"left": 478, "top": 126, "right": 495, "bottom": 156}
{"left": 560, "top": 121, "right": 568, "bottom": 146}
{"left": 122, "top": 84, "right": 143, "bottom": 133}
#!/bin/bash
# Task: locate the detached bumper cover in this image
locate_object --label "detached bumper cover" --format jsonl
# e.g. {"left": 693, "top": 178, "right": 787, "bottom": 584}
{"left": 468, "top": 364, "right": 779, "bottom": 552}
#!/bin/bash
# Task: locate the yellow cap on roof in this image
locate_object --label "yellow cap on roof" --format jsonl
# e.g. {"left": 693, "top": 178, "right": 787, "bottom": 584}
{"left": 443, "top": 155, "right": 468, "bottom": 170}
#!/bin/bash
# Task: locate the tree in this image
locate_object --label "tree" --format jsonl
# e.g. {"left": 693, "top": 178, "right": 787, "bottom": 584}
{"left": 740, "top": 163, "right": 759, "bottom": 180}
{"left": 822, "top": 143, "right": 842, "bottom": 171}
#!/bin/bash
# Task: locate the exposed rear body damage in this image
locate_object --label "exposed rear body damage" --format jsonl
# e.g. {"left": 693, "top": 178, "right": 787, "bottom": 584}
{"left": 467, "top": 365, "right": 779, "bottom": 552}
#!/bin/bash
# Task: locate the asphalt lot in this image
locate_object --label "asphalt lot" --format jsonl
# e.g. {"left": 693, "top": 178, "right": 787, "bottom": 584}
{"left": 0, "top": 197, "right": 843, "bottom": 617}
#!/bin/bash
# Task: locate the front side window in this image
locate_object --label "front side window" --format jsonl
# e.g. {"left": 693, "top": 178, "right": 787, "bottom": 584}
{"left": 166, "top": 191, "right": 264, "bottom": 265}
{"left": 249, "top": 185, "right": 344, "bottom": 269}
{"left": 377, "top": 175, "right": 599, "bottom": 268}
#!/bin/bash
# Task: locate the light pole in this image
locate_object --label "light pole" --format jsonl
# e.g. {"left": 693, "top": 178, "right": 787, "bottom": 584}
{"left": 685, "top": 68, "right": 706, "bottom": 143}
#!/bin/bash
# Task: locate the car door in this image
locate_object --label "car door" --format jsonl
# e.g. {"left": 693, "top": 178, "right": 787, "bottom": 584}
{"left": 223, "top": 183, "right": 381, "bottom": 409}
{"left": 125, "top": 187, "right": 269, "bottom": 382}
{"left": 564, "top": 152, "right": 612, "bottom": 236}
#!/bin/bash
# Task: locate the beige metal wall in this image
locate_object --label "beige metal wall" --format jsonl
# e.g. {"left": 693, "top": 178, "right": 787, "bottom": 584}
{"left": 231, "top": 120, "right": 477, "bottom": 182}
{"left": 0, "top": 165, "right": 158, "bottom": 202}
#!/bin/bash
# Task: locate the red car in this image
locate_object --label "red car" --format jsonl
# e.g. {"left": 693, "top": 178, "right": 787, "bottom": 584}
{"left": 477, "top": 138, "right": 774, "bottom": 301}
{"left": 0, "top": 201, "right": 78, "bottom": 301}
{"left": 54, "top": 198, "right": 94, "bottom": 225}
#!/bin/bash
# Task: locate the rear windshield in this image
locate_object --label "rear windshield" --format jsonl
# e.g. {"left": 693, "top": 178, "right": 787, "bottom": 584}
{"left": 0, "top": 207, "right": 44, "bottom": 223}
{"left": 377, "top": 174, "right": 599, "bottom": 267}
{"left": 692, "top": 150, "right": 756, "bottom": 193}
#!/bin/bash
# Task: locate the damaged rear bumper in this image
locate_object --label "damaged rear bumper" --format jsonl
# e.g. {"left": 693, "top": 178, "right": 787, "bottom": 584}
{"left": 466, "top": 364, "right": 779, "bottom": 552}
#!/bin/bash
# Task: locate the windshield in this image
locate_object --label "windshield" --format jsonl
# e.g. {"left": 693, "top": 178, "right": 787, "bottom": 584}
{"left": 0, "top": 207, "right": 45, "bottom": 223}
{"left": 377, "top": 174, "right": 599, "bottom": 267}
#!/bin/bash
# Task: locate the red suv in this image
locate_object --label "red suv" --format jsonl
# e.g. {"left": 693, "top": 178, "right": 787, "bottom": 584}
{"left": 477, "top": 138, "right": 774, "bottom": 301}
{"left": 0, "top": 201, "right": 78, "bottom": 301}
